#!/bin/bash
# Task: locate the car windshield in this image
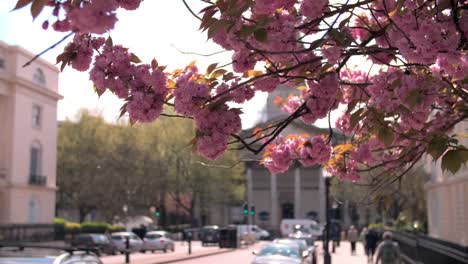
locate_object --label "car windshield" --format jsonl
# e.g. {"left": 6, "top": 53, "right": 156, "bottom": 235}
{"left": 91, "top": 234, "right": 109, "bottom": 244}
{"left": 111, "top": 235, "right": 122, "bottom": 240}
{"left": 146, "top": 234, "right": 162, "bottom": 239}
{"left": 258, "top": 244, "right": 300, "bottom": 258}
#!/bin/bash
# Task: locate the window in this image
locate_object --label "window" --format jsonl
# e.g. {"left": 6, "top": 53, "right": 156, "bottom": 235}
{"left": 0, "top": 58, "right": 4, "bottom": 69}
{"left": 32, "top": 105, "right": 41, "bottom": 128}
{"left": 28, "top": 198, "right": 39, "bottom": 223}
{"left": 33, "top": 68, "right": 46, "bottom": 85}
{"left": 30, "top": 145, "right": 40, "bottom": 176}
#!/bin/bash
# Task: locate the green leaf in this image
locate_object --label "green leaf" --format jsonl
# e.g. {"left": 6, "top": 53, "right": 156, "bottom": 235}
{"left": 207, "top": 19, "right": 230, "bottom": 39}
{"left": 210, "top": 69, "right": 227, "bottom": 79}
{"left": 254, "top": 28, "right": 268, "bottom": 43}
{"left": 222, "top": 72, "right": 235, "bottom": 82}
{"left": 441, "top": 150, "right": 466, "bottom": 174}
{"left": 378, "top": 126, "right": 394, "bottom": 147}
{"left": 151, "top": 58, "right": 158, "bottom": 69}
{"left": 405, "top": 90, "right": 421, "bottom": 109}
{"left": 206, "top": 63, "right": 218, "bottom": 75}
{"left": 338, "top": 16, "right": 351, "bottom": 30}
{"left": 328, "top": 29, "right": 351, "bottom": 46}
{"left": 31, "top": 0, "right": 48, "bottom": 19}
{"left": 94, "top": 85, "right": 105, "bottom": 97}
{"left": 427, "top": 136, "right": 448, "bottom": 161}
{"left": 105, "top": 36, "right": 113, "bottom": 47}
{"left": 130, "top": 53, "right": 141, "bottom": 64}
{"left": 350, "top": 108, "right": 365, "bottom": 129}
{"left": 12, "top": 0, "right": 32, "bottom": 11}
{"left": 239, "top": 25, "right": 256, "bottom": 39}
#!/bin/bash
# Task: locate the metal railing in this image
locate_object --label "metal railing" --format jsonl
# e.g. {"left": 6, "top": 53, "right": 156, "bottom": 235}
{"left": 0, "top": 224, "right": 54, "bottom": 242}
{"left": 393, "top": 231, "right": 468, "bottom": 264}
{"left": 29, "top": 174, "right": 47, "bottom": 186}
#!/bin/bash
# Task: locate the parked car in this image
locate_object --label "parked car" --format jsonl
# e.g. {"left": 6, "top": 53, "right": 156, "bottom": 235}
{"left": 142, "top": 231, "right": 175, "bottom": 253}
{"left": 252, "top": 243, "right": 308, "bottom": 264}
{"left": 110, "top": 232, "right": 143, "bottom": 253}
{"left": 286, "top": 235, "right": 317, "bottom": 264}
{"left": 200, "top": 226, "right": 220, "bottom": 246}
{"left": 71, "top": 234, "right": 116, "bottom": 256}
{"left": 0, "top": 244, "right": 102, "bottom": 264}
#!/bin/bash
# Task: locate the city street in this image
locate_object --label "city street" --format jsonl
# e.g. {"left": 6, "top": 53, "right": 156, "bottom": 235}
{"left": 100, "top": 240, "right": 368, "bottom": 264}
{"left": 101, "top": 241, "right": 234, "bottom": 264}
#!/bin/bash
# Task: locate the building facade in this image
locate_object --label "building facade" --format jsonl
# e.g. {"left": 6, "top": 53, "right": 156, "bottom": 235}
{"left": 0, "top": 41, "right": 61, "bottom": 224}
{"left": 243, "top": 85, "right": 341, "bottom": 233}
{"left": 425, "top": 120, "right": 468, "bottom": 246}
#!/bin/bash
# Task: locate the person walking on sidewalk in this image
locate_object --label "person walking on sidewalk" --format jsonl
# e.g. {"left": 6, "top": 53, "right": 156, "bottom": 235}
{"left": 348, "top": 225, "right": 359, "bottom": 255}
{"left": 365, "top": 228, "right": 380, "bottom": 263}
{"left": 375, "top": 231, "right": 401, "bottom": 264}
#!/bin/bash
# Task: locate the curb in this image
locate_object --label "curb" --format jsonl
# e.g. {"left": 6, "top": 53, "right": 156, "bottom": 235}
{"left": 154, "top": 249, "right": 236, "bottom": 264}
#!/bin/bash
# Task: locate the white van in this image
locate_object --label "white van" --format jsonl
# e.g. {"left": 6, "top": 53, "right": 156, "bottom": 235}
{"left": 237, "top": 225, "right": 270, "bottom": 242}
{"left": 280, "top": 219, "right": 322, "bottom": 238}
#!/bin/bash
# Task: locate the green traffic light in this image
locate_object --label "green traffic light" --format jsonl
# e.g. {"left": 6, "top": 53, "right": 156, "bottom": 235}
{"left": 250, "top": 211, "right": 255, "bottom": 216}
{"left": 243, "top": 209, "right": 248, "bottom": 215}
{"left": 155, "top": 212, "right": 160, "bottom": 217}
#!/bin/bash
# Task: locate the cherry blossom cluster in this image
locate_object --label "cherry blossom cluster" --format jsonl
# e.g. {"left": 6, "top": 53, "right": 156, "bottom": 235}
{"left": 43, "top": 0, "right": 142, "bottom": 34}
{"left": 173, "top": 66, "right": 243, "bottom": 160}
{"left": 263, "top": 135, "right": 331, "bottom": 174}
{"left": 89, "top": 41, "right": 168, "bottom": 123}
{"left": 20, "top": 0, "right": 467, "bottom": 177}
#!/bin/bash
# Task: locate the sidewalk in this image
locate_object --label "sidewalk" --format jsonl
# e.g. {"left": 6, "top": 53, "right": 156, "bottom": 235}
{"left": 315, "top": 241, "right": 368, "bottom": 264}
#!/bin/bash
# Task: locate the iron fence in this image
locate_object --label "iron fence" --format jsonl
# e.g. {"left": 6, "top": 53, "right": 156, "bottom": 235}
{"left": 0, "top": 224, "right": 54, "bottom": 242}
{"left": 393, "top": 231, "right": 468, "bottom": 264}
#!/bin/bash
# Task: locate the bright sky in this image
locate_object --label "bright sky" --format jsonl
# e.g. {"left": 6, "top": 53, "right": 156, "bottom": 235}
{"left": 0, "top": 0, "right": 342, "bottom": 129}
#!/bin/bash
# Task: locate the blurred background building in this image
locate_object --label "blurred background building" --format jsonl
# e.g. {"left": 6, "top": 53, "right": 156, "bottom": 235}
{"left": 0, "top": 41, "right": 61, "bottom": 224}
{"left": 425, "top": 121, "right": 468, "bottom": 246}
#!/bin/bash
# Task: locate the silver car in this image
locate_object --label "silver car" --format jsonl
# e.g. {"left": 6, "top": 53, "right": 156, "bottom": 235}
{"left": 252, "top": 243, "right": 308, "bottom": 264}
{"left": 142, "top": 231, "right": 175, "bottom": 253}
{"left": 110, "top": 232, "right": 143, "bottom": 253}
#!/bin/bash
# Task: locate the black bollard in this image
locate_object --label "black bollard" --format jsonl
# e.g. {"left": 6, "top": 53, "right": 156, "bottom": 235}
{"left": 125, "top": 236, "right": 130, "bottom": 263}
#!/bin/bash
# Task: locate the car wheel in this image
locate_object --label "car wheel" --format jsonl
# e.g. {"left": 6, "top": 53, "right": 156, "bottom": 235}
{"left": 141, "top": 250, "right": 146, "bottom": 253}
{"left": 151, "top": 250, "right": 155, "bottom": 253}
{"left": 171, "top": 245, "right": 175, "bottom": 252}
{"left": 163, "top": 247, "right": 167, "bottom": 253}
{"left": 120, "top": 251, "right": 124, "bottom": 254}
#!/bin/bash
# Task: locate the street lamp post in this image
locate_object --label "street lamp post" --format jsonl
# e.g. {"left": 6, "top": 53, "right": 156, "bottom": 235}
{"left": 323, "top": 171, "right": 332, "bottom": 264}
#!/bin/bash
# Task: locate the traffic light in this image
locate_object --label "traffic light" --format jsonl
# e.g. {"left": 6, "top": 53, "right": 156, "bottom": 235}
{"left": 250, "top": 205, "right": 255, "bottom": 216}
{"left": 155, "top": 207, "right": 161, "bottom": 217}
{"left": 243, "top": 203, "right": 249, "bottom": 215}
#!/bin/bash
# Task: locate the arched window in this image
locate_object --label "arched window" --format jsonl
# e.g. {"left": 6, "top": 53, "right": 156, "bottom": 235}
{"left": 28, "top": 197, "right": 40, "bottom": 223}
{"left": 33, "top": 68, "right": 46, "bottom": 86}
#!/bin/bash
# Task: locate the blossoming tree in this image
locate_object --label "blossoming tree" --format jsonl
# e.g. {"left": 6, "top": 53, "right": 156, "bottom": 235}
{"left": 15, "top": 0, "right": 468, "bottom": 187}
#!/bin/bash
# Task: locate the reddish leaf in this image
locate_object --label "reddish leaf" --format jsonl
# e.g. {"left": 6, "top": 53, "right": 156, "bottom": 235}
{"left": 12, "top": 0, "right": 33, "bottom": 11}
{"left": 31, "top": 0, "right": 48, "bottom": 19}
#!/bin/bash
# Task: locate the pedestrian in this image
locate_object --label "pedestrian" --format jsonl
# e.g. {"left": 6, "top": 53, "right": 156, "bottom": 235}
{"left": 361, "top": 227, "right": 369, "bottom": 257}
{"left": 365, "top": 228, "right": 380, "bottom": 263}
{"left": 375, "top": 231, "right": 401, "bottom": 264}
{"left": 348, "top": 225, "right": 358, "bottom": 255}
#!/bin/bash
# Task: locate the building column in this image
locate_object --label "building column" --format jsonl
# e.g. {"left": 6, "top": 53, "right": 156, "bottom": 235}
{"left": 247, "top": 167, "right": 253, "bottom": 226}
{"left": 294, "top": 167, "right": 301, "bottom": 218}
{"left": 318, "top": 168, "right": 325, "bottom": 223}
{"left": 270, "top": 173, "right": 279, "bottom": 229}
